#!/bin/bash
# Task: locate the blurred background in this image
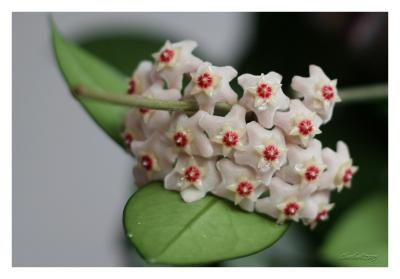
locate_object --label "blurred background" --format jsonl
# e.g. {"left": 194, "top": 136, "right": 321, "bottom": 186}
{"left": 13, "top": 12, "right": 388, "bottom": 267}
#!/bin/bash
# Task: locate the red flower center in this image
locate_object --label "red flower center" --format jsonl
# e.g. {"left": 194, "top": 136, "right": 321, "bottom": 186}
{"left": 159, "top": 48, "right": 174, "bottom": 63}
{"left": 298, "top": 119, "right": 314, "bottom": 136}
{"left": 315, "top": 210, "right": 328, "bottom": 222}
{"left": 123, "top": 132, "right": 134, "bottom": 146}
{"left": 284, "top": 202, "right": 300, "bottom": 216}
{"left": 139, "top": 108, "right": 150, "bottom": 115}
{"left": 197, "top": 72, "right": 213, "bottom": 89}
{"left": 256, "top": 83, "right": 273, "bottom": 99}
{"left": 127, "top": 79, "right": 136, "bottom": 95}
{"left": 173, "top": 131, "right": 188, "bottom": 148}
{"left": 222, "top": 131, "right": 239, "bottom": 147}
{"left": 305, "top": 165, "right": 320, "bottom": 181}
{"left": 184, "top": 166, "right": 201, "bottom": 182}
{"left": 263, "top": 144, "right": 280, "bottom": 162}
{"left": 342, "top": 168, "right": 353, "bottom": 183}
{"left": 321, "top": 85, "right": 334, "bottom": 101}
{"left": 140, "top": 155, "right": 153, "bottom": 171}
{"left": 236, "top": 181, "right": 254, "bottom": 197}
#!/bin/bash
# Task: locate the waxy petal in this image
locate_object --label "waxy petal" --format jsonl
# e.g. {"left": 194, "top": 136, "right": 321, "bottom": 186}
{"left": 131, "top": 132, "right": 177, "bottom": 186}
{"left": 234, "top": 121, "right": 287, "bottom": 184}
{"left": 256, "top": 177, "right": 305, "bottom": 223}
{"left": 164, "top": 155, "right": 220, "bottom": 202}
{"left": 167, "top": 111, "right": 214, "bottom": 157}
{"left": 274, "top": 99, "right": 323, "bottom": 147}
{"left": 302, "top": 191, "right": 334, "bottom": 229}
{"left": 277, "top": 139, "right": 326, "bottom": 195}
{"left": 122, "top": 108, "right": 146, "bottom": 149}
{"left": 213, "top": 158, "right": 266, "bottom": 212}
{"left": 199, "top": 105, "right": 247, "bottom": 157}
{"left": 127, "top": 60, "right": 162, "bottom": 95}
{"left": 291, "top": 65, "right": 341, "bottom": 123}
{"left": 153, "top": 40, "right": 202, "bottom": 90}
{"left": 238, "top": 72, "right": 290, "bottom": 129}
{"left": 184, "top": 62, "right": 238, "bottom": 113}
{"left": 320, "top": 141, "right": 358, "bottom": 192}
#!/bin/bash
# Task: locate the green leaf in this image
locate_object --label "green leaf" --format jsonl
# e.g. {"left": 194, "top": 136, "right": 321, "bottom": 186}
{"left": 79, "top": 34, "right": 164, "bottom": 77}
{"left": 123, "top": 182, "right": 288, "bottom": 266}
{"left": 51, "top": 19, "right": 129, "bottom": 147}
{"left": 320, "top": 195, "right": 388, "bottom": 267}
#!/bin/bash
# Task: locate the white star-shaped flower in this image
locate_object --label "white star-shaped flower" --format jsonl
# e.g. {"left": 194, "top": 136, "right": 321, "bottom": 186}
{"left": 127, "top": 60, "right": 161, "bottom": 95}
{"left": 274, "top": 99, "right": 323, "bottom": 147}
{"left": 166, "top": 111, "right": 214, "bottom": 157}
{"left": 277, "top": 139, "right": 326, "bottom": 196}
{"left": 190, "top": 64, "right": 222, "bottom": 97}
{"left": 291, "top": 65, "right": 341, "bottom": 123}
{"left": 144, "top": 82, "right": 182, "bottom": 101}
{"left": 301, "top": 191, "right": 334, "bottom": 230}
{"left": 198, "top": 105, "right": 247, "bottom": 157}
{"left": 238, "top": 72, "right": 290, "bottom": 129}
{"left": 213, "top": 158, "right": 266, "bottom": 212}
{"left": 152, "top": 40, "right": 202, "bottom": 90}
{"left": 164, "top": 155, "right": 220, "bottom": 202}
{"left": 184, "top": 62, "right": 238, "bottom": 113}
{"left": 134, "top": 83, "right": 182, "bottom": 137}
{"left": 234, "top": 121, "right": 286, "bottom": 184}
{"left": 125, "top": 107, "right": 169, "bottom": 139}
{"left": 121, "top": 108, "right": 146, "bottom": 149}
{"left": 255, "top": 177, "right": 307, "bottom": 224}
{"left": 319, "top": 141, "right": 359, "bottom": 192}
{"left": 131, "top": 132, "right": 177, "bottom": 187}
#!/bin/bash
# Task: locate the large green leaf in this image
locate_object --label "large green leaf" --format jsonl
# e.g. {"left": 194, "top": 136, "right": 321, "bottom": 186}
{"left": 123, "top": 182, "right": 288, "bottom": 266}
{"left": 51, "top": 20, "right": 129, "bottom": 147}
{"left": 320, "top": 195, "right": 388, "bottom": 267}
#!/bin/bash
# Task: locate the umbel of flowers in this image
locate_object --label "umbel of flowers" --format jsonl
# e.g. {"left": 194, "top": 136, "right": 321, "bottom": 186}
{"left": 122, "top": 40, "right": 358, "bottom": 229}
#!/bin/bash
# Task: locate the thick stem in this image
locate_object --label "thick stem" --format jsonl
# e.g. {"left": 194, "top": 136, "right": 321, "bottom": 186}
{"left": 73, "top": 86, "right": 232, "bottom": 116}
{"left": 73, "top": 83, "right": 387, "bottom": 115}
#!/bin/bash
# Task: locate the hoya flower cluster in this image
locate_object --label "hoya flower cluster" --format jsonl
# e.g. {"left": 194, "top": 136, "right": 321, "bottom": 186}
{"left": 122, "top": 40, "right": 358, "bottom": 228}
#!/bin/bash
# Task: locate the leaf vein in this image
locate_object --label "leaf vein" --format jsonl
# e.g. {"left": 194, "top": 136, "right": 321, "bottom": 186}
{"left": 153, "top": 198, "right": 219, "bottom": 261}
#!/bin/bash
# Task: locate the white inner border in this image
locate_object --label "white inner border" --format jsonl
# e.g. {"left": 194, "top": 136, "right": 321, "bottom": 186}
{"left": 1, "top": 0, "right": 397, "bottom": 277}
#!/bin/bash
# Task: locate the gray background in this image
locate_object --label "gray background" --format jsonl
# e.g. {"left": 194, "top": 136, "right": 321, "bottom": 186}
{"left": 12, "top": 13, "right": 307, "bottom": 266}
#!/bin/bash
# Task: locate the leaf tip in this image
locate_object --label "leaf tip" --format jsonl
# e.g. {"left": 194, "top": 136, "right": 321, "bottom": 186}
{"left": 48, "top": 14, "right": 58, "bottom": 34}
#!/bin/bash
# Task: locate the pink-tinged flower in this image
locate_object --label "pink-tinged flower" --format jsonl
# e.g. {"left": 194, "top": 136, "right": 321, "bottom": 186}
{"left": 234, "top": 121, "right": 286, "bottom": 184}
{"left": 199, "top": 105, "right": 247, "bottom": 157}
{"left": 131, "top": 132, "right": 177, "bottom": 186}
{"left": 128, "top": 108, "right": 169, "bottom": 138}
{"left": 291, "top": 65, "right": 341, "bottom": 123}
{"left": 274, "top": 99, "right": 323, "bottom": 147}
{"left": 238, "top": 72, "right": 290, "bottom": 129}
{"left": 277, "top": 139, "right": 326, "bottom": 195}
{"left": 121, "top": 108, "right": 146, "bottom": 149}
{"left": 213, "top": 159, "right": 265, "bottom": 212}
{"left": 166, "top": 111, "right": 214, "bottom": 157}
{"left": 164, "top": 155, "right": 220, "bottom": 202}
{"left": 256, "top": 177, "right": 309, "bottom": 224}
{"left": 152, "top": 40, "right": 202, "bottom": 89}
{"left": 320, "top": 141, "right": 359, "bottom": 192}
{"left": 143, "top": 82, "right": 182, "bottom": 101}
{"left": 184, "top": 62, "right": 238, "bottom": 113}
{"left": 136, "top": 83, "right": 182, "bottom": 136}
{"left": 302, "top": 191, "right": 334, "bottom": 229}
{"left": 127, "top": 61, "right": 161, "bottom": 95}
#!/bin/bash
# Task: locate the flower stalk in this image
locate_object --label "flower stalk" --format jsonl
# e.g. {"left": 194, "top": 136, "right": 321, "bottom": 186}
{"left": 73, "top": 85, "right": 232, "bottom": 116}
{"left": 73, "top": 83, "right": 387, "bottom": 116}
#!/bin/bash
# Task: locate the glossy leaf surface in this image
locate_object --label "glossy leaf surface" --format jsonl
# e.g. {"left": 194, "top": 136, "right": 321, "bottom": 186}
{"left": 124, "top": 182, "right": 288, "bottom": 266}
